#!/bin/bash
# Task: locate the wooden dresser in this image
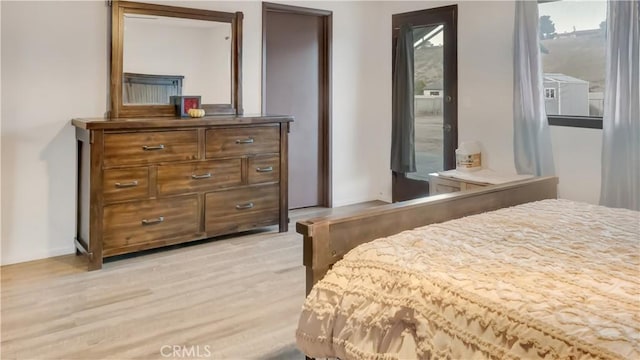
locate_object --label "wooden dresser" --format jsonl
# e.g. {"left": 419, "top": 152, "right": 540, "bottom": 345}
{"left": 72, "top": 115, "right": 292, "bottom": 270}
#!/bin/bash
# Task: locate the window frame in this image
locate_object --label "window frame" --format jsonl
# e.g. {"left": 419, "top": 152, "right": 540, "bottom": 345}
{"left": 537, "top": 0, "right": 605, "bottom": 129}
{"left": 547, "top": 115, "right": 603, "bottom": 129}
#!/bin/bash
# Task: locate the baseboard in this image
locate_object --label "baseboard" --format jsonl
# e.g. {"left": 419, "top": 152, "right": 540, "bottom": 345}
{"left": 1, "top": 246, "right": 75, "bottom": 266}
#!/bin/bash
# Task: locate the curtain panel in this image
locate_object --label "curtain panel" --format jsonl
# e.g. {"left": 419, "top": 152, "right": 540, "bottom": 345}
{"left": 391, "top": 24, "right": 416, "bottom": 173}
{"left": 600, "top": 0, "right": 640, "bottom": 210}
{"left": 513, "top": 0, "right": 555, "bottom": 177}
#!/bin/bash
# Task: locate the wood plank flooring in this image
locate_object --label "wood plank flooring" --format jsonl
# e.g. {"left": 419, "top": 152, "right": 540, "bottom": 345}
{"left": 1, "top": 201, "right": 385, "bottom": 360}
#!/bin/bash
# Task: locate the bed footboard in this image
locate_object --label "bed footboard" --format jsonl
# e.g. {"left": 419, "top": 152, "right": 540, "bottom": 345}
{"left": 296, "top": 176, "right": 558, "bottom": 294}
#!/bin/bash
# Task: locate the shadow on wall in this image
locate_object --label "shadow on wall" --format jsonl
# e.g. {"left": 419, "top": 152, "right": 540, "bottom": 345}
{"left": 0, "top": 118, "right": 101, "bottom": 267}
{"left": 40, "top": 123, "right": 77, "bottom": 261}
{"left": 1, "top": 134, "right": 16, "bottom": 261}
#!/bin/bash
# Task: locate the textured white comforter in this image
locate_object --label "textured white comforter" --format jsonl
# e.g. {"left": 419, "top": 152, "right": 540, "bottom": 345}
{"left": 296, "top": 200, "right": 640, "bottom": 359}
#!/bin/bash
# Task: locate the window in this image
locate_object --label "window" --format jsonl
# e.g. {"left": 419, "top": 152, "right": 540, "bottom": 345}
{"left": 538, "top": 0, "right": 606, "bottom": 127}
{"left": 544, "top": 88, "right": 556, "bottom": 99}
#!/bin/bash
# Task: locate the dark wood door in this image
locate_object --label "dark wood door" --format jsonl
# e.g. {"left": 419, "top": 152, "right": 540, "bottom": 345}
{"left": 392, "top": 6, "right": 458, "bottom": 202}
{"left": 264, "top": 7, "right": 329, "bottom": 209}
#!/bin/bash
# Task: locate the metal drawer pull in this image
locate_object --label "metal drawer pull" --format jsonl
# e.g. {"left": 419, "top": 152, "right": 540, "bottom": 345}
{"left": 141, "top": 216, "right": 164, "bottom": 225}
{"left": 142, "top": 144, "right": 165, "bottom": 151}
{"left": 256, "top": 166, "right": 273, "bottom": 173}
{"left": 191, "top": 173, "right": 212, "bottom": 180}
{"left": 115, "top": 180, "right": 138, "bottom": 188}
{"left": 235, "top": 202, "right": 254, "bottom": 210}
{"left": 235, "top": 138, "right": 254, "bottom": 144}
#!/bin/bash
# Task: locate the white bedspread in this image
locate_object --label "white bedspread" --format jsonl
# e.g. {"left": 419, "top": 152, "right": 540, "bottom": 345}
{"left": 296, "top": 200, "right": 640, "bottom": 359}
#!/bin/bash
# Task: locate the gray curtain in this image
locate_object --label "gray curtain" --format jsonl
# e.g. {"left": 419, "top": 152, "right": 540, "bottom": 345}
{"left": 513, "top": 1, "right": 555, "bottom": 176}
{"left": 391, "top": 24, "right": 416, "bottom": 173}
{"left": 600, "top": 0, "right": 639, "bottom": 210}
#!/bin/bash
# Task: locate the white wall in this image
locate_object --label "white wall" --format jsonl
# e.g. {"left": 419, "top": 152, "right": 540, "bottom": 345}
{"left": 1, "top": 1, "right": 109, "bottom": 265}
{"left": 147, "top": 0, "right": 265, "bottom": 114}
{"left": 550, "top": 126, "right": 602, "bottom": 204}
{"left": 0, "top": 2, "right": 3, "bottom": 262}
{"left": 374, "top": 1, "right": 518, "bottom": 178}
{"left": 124, "top": 18, "right": 231, "bottom": 103}
{"left": 168, "top": 0, "right": 604, "bottom": 206}
{"left": 0, "top": 0, "right": 603, "bottom": 266}
{"left": 0, "top": 1, "right": 257, "bottom": 265}
{"left": 275, "top": 1, "right": 392, "bottom": 206}
{"left": 373, "top": 1, "right": 602, "bottom": 203}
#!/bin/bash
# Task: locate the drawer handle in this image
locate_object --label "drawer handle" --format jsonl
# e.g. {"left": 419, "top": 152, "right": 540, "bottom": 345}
{"left": 115, "top": 180, "right": 138, "bottom": 188}
{"left": 141, "top": 216, "right": 164, "bottom": 225}
{"left": 191, "top": 173, "right": 212, "bottom": 180}
{"left": 235, "top": 202, "right": 254, "bottom": 210}
{"left": 235, "top": 138, "right": 254, "bottom": 144}
{"left": 256, "top": 166, "right": 273, "bottom": 173}
{"left": 142, "top": 144, "right": 165, "bottom": 151}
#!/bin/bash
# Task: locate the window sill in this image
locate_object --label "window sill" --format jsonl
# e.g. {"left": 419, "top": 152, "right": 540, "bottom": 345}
{"left": 547, "top": 115, "right": 603, "bottom": 129}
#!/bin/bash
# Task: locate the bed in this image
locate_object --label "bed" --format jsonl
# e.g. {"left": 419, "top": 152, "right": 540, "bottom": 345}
{"left": 295, "top": 177, "right": 640, "bottom": 359}
{"left": 122, "top": 72, "right": 184, "bottom": 105}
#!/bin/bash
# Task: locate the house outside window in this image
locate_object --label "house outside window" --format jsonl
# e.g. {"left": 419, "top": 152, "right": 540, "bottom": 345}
{"left": 538, "top": 0, "right": 606, "bottom": 127}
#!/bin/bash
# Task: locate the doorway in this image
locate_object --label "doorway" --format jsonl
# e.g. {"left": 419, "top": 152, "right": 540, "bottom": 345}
{"left": 391, "top": 5, "right": 458, "bottom": 202}
{"left": 262, "top": 2, "right": 332, "bottom": 209}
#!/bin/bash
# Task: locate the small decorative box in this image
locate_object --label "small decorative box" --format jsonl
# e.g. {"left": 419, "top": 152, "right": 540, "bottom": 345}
{"left": 170, "top": 95, "right": 201, "bottom": 117}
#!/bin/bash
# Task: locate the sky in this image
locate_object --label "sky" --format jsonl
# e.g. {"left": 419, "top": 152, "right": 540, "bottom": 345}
{"left": 419, "top": 0, "right": 607, "bottom": 47}
{"left": 538, "top": 0, "right": 607, "bottom": 34}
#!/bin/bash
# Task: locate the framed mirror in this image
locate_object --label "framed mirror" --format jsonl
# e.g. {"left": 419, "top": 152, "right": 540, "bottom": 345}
{"left": 110, "top": 1, "right": 243, "bottom": 118}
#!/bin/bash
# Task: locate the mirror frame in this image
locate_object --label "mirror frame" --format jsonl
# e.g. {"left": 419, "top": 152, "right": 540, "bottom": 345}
{"left": 110, "top": 0, "right": 243, "bottom": 118}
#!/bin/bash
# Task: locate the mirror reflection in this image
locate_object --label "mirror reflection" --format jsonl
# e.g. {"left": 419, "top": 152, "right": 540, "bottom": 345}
{"left": 122, "top": 14, "right": 231, "bottom": 105}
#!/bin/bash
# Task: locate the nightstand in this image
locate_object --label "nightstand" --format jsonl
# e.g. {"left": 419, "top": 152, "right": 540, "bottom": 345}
{"left": 428, "top": 173, "right": 488, "bottom": 195}
{"left": 428, "top": 170, "right": 535, "bottom": 196}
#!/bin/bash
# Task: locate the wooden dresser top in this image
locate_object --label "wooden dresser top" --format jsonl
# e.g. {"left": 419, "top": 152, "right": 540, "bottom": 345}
{"left": 72, "top": 114, "right": 294, "bottom": 130}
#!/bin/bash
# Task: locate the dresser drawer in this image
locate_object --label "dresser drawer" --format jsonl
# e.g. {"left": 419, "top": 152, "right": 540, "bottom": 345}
{"left": 103, "top": 196, "right": 199, "bottom": 251}
{"left": 434, "top": 183, "right": 460, "bottom": 194}
{"left": 104, "top": 130, "right": 198, "bottom": 167}
{"left": 205, "top": 126, "right": 279, "bottom": 158}
{"left": 463, "top": 182, "right": 486, "bottom": 191}
{"left": 103, "top": 168, "right": 149, "bottom": 203}
{"left": 248, "top": 155, "right": 280, "bottom": 184}
{"left": 205, "top": 184, "right": 279, "bottom": 235}
{"left": 157, "top": 159, "right": 242, "bottom": 196}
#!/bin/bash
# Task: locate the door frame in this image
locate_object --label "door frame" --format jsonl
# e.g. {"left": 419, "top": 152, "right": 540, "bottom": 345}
{"left": 262, "top": 2, "right": 333, "bottom": 208}
{"left": 391, "top": 5, "right": 458, "bottom": 202}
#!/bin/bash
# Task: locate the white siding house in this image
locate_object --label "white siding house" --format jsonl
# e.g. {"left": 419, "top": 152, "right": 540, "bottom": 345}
{"left": 543, "top": 73, "right": 590, "bottom": 116}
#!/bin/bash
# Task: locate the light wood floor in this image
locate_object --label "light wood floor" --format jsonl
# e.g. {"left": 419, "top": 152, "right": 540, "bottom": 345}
{"left": 1, "top": 201, "right": 384, "bottom": 360}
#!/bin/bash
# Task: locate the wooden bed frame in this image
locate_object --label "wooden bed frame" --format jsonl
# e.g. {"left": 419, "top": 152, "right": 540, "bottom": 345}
{"left": 296, "top": 176, "right": 558, "bottom": 295}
